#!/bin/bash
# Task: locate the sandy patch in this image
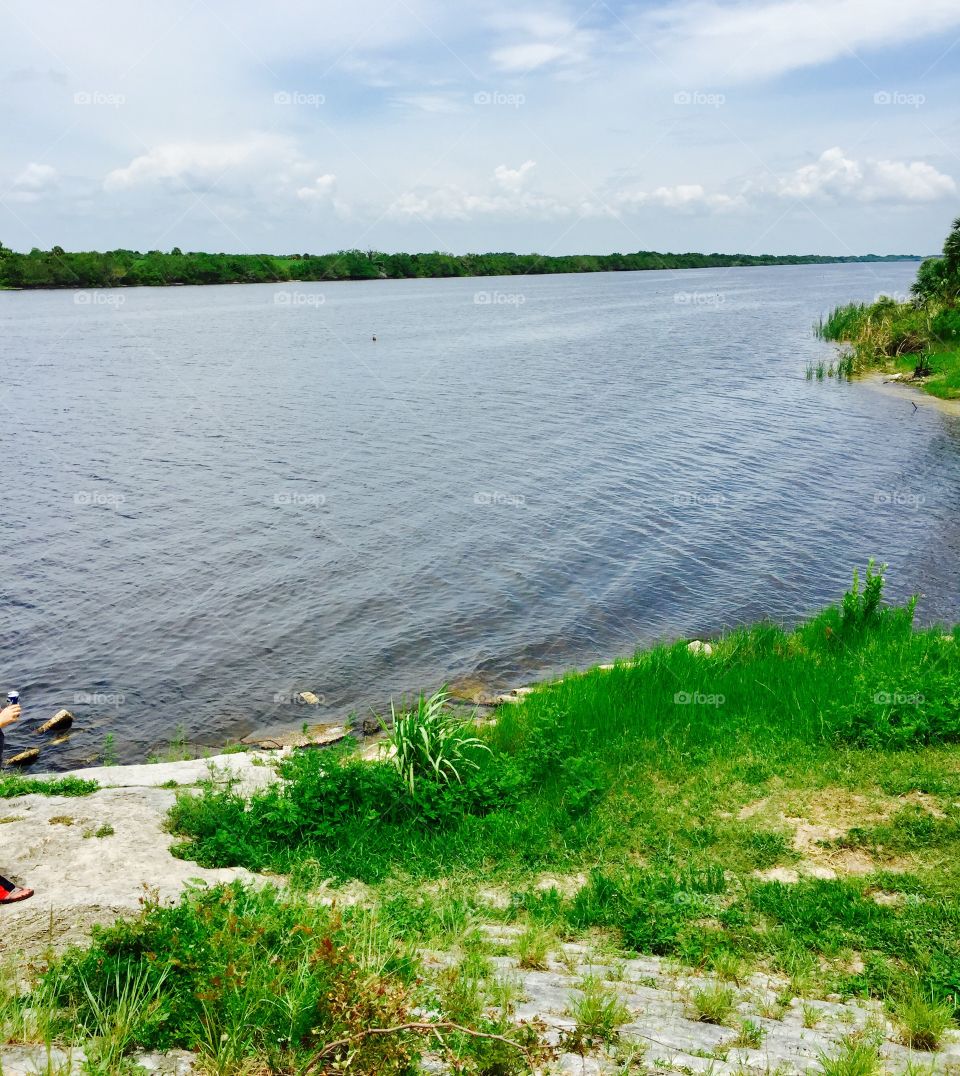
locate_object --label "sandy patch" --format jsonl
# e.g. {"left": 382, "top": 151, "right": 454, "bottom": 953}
{"left": 740, "top": 786, "right": 944, "bottom": 879}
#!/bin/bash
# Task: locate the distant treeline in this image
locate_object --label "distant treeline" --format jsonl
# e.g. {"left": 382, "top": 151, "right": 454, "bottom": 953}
{"left": 0, "top": 244, "right": 921, "bottom": 290}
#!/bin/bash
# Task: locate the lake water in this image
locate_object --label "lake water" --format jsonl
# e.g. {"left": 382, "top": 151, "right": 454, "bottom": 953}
{"left": 2, "top": 263, "right": 959, "bottom": 767}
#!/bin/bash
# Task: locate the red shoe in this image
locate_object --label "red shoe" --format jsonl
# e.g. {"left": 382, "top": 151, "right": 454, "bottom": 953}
{"left": 0, "top": 886, "right": 33, "bottom": 904}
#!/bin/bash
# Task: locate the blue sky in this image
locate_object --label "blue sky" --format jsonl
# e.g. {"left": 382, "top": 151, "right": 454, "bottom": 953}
{"left": 2, "top": 0, "right": 959, "bottom": 256}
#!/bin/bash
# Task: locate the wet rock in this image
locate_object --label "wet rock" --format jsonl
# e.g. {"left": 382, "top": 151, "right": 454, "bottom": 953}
{"left": 5, "top": 748, "right": 40, "bottom": 767}
{"left": 687, "top": 640, "right": 714, "bottom": 656}
{"left": 37, "top": 709, "right": 74, "bottom": 734}
{"left": 297, "top": 691, "right": 321, "bottom": 705}
{"left": 241, "top": 724, "right": 346, "bottom": 750}
{"left": 493, "top": 687, "right": 535, "bottom": 705}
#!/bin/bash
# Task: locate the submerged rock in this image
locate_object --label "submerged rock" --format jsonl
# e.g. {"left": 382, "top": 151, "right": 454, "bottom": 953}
{"left": 36, "top": 709, "right": 74, "bottom": 734}
{"left": 5, "top": 747, "right": 40, "bottom": 767}
{"left": 297, "top": 691, "right": 321, "bottom": 706}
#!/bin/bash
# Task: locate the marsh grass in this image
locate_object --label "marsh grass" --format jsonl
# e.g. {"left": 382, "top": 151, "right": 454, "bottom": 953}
{"left": 816, "top": 283, "right": 960, "bottom": 399}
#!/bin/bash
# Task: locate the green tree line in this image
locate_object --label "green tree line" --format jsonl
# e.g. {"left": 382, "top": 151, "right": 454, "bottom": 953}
{"left": 0, "top": 244, "right": 920, "bottom": 290}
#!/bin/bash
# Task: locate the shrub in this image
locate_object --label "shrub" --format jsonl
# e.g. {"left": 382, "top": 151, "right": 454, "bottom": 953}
{"left": 931, "top": 307, "right": 960, "bottom": 344}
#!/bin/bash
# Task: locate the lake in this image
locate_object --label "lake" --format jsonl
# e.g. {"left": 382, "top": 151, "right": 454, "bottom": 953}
{"left": 2, "top": 262, "right": 959, "bottom": 767}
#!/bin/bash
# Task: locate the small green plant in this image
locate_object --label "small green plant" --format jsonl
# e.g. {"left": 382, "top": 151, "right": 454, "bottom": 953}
{"left": 710, "top": 950, "right": 745, "bottom": 984}
{"left": 384, "top": 687, "right": 489, "bottom": 793}
{"left": 895, "top": 990, "right": 954, "bottom": 1051}
{"left": 690, "top": 983, "right": 736, "bottom": 1025}
{"left": 567, "top": 975, "right": 631, "bottom": 1045}
{"left": 840, "top": 560, "right": 886, "bottom": 634}
{"left": 817, "top": 1034, "right": 883, "bottom": 1076}
{"left": 802, "top": 1003, "right": 821, "bottom": 1029}
{"left": 101, "top": 734, "right": 118, "bottom": 767}
{"left": 729, "top": 1018, "right": 765, "bottom": 1049}
{"left": 82, "top": 824, "right": 115, "bottom": 839}
{"left": 515, "top": 926, "right": 553, "bottom": 970}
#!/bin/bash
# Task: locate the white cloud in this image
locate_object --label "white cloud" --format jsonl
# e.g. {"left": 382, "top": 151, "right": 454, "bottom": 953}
{"left": 296, "top": 174, "right": 337, "bottom": 202}
{"left": 494, "top": 160, "right": 536, "bottom": 191}
{"left": 7, "top": 162, "right": 59, "bottom": 203}
{"left": 638, "top": 0, "right": 960, "bottom": 83}
{"left": 389, "top": 93, "right": 463, "bottom": 113}
{"left": 103, "top": 135, "right": 297, "bottom": 192}
{"left": 13, "top": 162, "right": 58, "bottom": 191}
{"left": 490, "top": 42, "right": 571, "bottom": 72}
{"left": 772, "top": 147, "right": 956, "bottom": 203}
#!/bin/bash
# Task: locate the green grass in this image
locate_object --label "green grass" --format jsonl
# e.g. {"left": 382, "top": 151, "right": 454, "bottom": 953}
{"left": 25, "top": 883, "right": 535, "bottom": 1075}
{"left": 13, "top": 565, "right": 960, "bottom": 1071}
{"left": 160, "top": 565, "right": 960, "bottom": 1017}
{"left": 0, "top": 774, "right": 98, "bottom": 798}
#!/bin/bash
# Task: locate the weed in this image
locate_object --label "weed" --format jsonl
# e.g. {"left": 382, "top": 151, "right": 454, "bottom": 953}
{"left": 690, "top": 984, "right": 737, "bottom": 1025}
{"left": 101, "top": 734, "right": 118, "bottom": 767}
{"left": 516, "top": 926, "right": 553, "bottom": 970}
{"left": 894, "top": 989, "right": 954, "bottom": 1051}
{"left": 802, "top": 1003, "right": 821, "bottom": 1028}
{"left": 82, "top": 824, "right": 115, "bottom": 839}
{"left": 817, "top": 1034, "right": 883, "bottom": 1076}
{"left": 567, "top": 975, "right": 631, "bottom": 1045}
{"left": 728, "top": 1019, "right": 765, "bottom": 1049}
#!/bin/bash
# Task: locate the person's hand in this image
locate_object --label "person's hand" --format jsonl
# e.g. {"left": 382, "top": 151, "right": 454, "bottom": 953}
{"left": 0, "top": 704, "right": 21, "bottom": 730}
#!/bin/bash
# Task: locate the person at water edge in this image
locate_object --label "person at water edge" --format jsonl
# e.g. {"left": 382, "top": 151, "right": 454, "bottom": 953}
{"left": 0, "top": 701, "right": 34, "bottom": 904}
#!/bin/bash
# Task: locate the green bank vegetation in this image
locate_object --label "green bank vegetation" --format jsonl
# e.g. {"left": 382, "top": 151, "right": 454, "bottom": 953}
{"left": 6, "top": 565, "right": 960, "bottom": 1070}
{"left": 817, "top": 217, "right": 960, "bottom": 399}
{"left": 0, "top": 773, "right": 97, "bottom": 798}
{"left": 0, "top": 242, "right": 918, "bottom": 290}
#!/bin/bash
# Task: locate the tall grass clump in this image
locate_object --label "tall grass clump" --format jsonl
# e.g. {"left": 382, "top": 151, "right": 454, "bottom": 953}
{"left": 385, "top": 686, "right": 489, "bottom": 792}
